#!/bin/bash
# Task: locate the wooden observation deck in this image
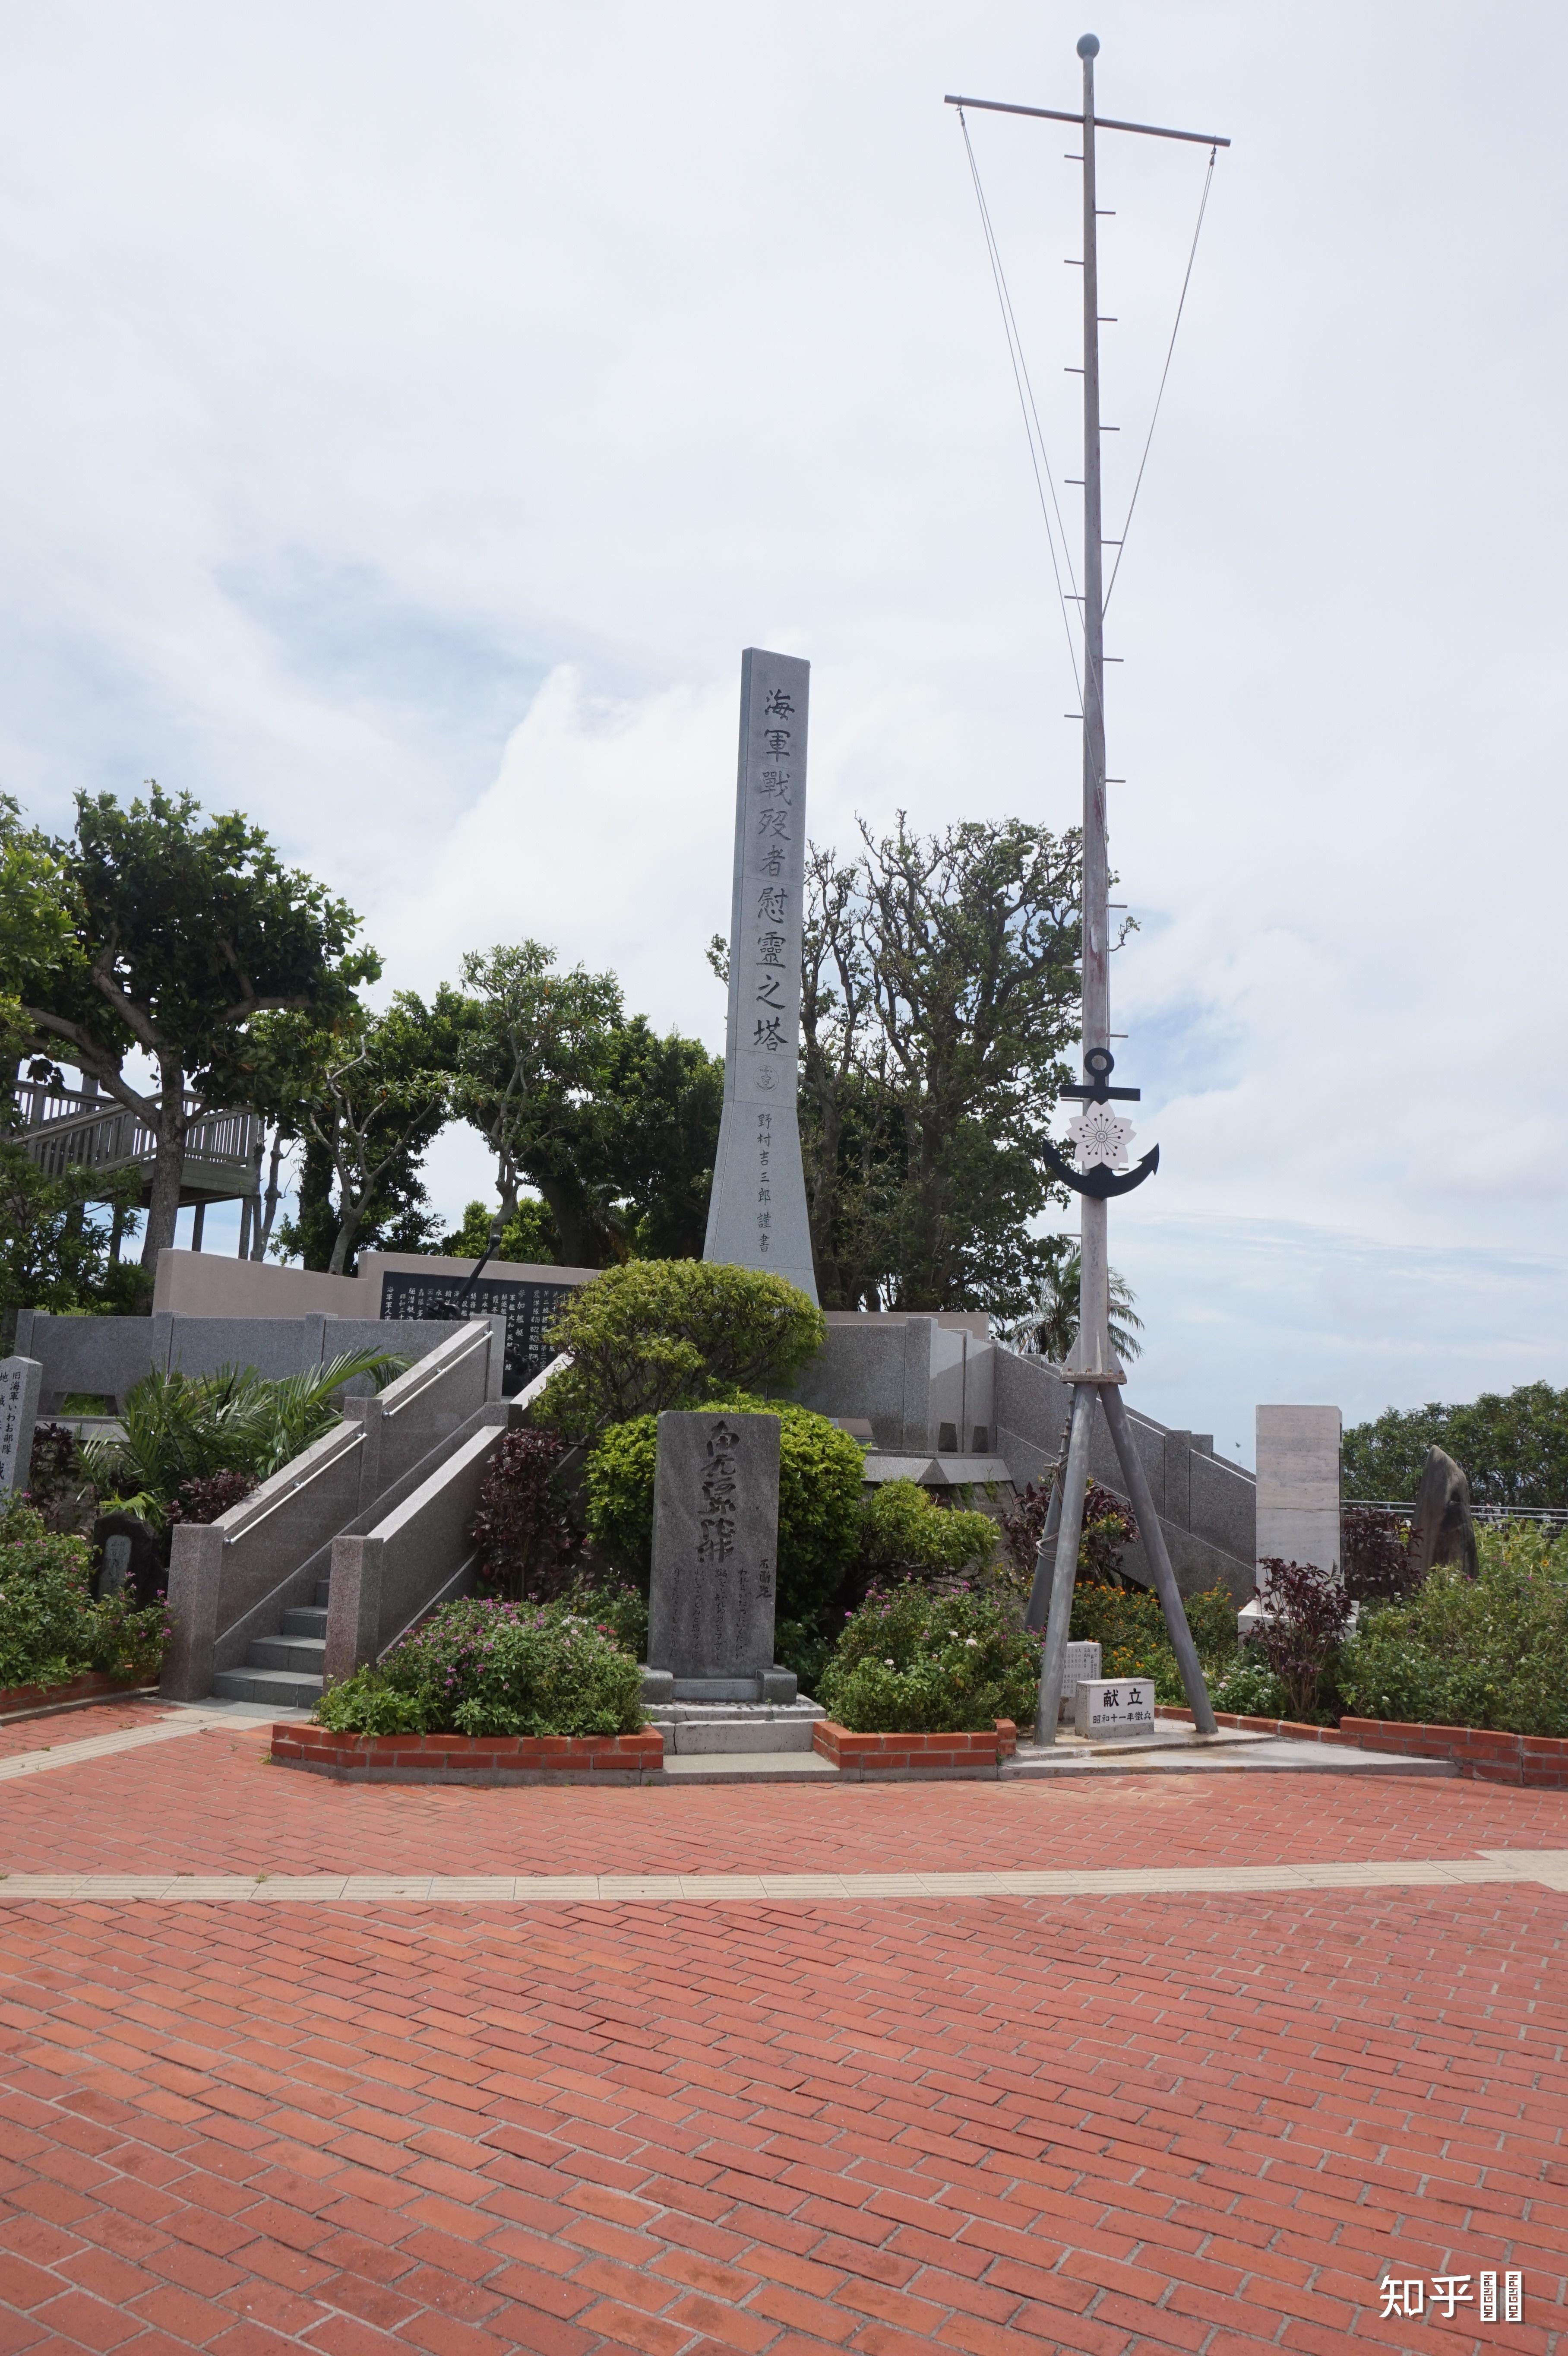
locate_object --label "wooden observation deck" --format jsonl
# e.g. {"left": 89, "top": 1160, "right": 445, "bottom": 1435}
{"left": 14, "top": 1077, "right": 265, "bottom": 1248}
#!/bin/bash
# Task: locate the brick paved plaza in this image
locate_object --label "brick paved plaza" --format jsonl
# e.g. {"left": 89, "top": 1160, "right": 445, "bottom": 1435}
{"left": 0, "top": 1706, "right": 1564, "bottom": 2355}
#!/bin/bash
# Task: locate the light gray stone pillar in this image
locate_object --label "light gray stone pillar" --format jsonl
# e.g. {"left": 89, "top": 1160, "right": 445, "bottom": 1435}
{"left": 161, "top": 1522, "right": 224, "bottom": 1700}
{"left": 1255, "top": 1404, "right": 1341, "bottom": 1583}
{"left": 0, "top": 1357, "right": 42, "bottom": 1493}
{"left": 325, "top": 1533, "right": 385, "bottom": 1684}
{"left": 702, "top": 648, "right": 818, "bottom": 1302}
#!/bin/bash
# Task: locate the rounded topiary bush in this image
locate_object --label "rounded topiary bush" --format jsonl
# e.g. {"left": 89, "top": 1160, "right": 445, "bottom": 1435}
{"left": 585, "top": 1395, "right": 865, "bottom": 1625}
{"left": 539, "top": 1260, "right": 825, "bottom": 1436}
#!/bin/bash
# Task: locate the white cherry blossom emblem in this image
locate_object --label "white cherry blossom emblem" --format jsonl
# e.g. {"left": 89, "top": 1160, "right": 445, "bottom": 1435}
{"left": 1067, "top": 1102, "right": 1135, "bottom": 1173}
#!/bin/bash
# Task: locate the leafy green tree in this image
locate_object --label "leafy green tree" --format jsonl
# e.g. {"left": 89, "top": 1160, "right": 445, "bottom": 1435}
{"left": 13, "top": 786, "right": 369, "bottom": 1267}
{"left": 791, "top": 816, "right": 1083, "bottom": 1314}
{"left": 253, "top": 992, "right": 458, "bottom": 1275}
{"left": 0, "top": 1145, "right": 142, "bottom": 1314}
{"left": 539, "top": 1260, "right": 826, "bottom": 1436}
{"left": 453, "top": 944, "right": 721, "bottom": 1267}
{"left": 440, "top": 1197, "right": 560, "bottom": 1265}
{"left": 1342, "top": 1383, "right": 1568, "bottom": 1508}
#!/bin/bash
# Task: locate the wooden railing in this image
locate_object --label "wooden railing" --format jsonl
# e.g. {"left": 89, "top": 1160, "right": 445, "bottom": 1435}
{"left": 12, "top": 1080, "right": 263, "bottom": 1191}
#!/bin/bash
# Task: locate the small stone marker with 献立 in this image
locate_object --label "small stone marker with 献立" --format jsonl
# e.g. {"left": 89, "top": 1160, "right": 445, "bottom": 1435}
{"left": 1075, "top": 1677, "right": 1156, "bottom": 1739}
{"left": 645, "top": 1408, "right": 798, "bottom": 1704}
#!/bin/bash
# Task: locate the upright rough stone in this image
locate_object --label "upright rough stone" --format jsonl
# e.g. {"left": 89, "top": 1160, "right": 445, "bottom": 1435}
{"left": 1408, "top": 1444, "right": 1478, "bottom": 1582}
{"left": 702, "top": 648, "right": 818, "bottom": 1302}
{"left": 0, "top": 1357, "right": 42, "bottom": 1494}
{"left": 647, "top": 1410, "right": 781, "bottom": 1688}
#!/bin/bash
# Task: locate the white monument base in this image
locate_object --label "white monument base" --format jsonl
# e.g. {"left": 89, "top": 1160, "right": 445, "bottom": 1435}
{"left": 1074, "top": 1677, "right": 1156, "bottom": 1740}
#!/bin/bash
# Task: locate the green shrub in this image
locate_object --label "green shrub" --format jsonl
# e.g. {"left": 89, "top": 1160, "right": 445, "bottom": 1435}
{"left": 0, "top": 1498, "right": 167, "bottom": 1692}
{"left": 539, "top": 1260, "right": 825, "bottom": 1435}
{"left": 1337, "top": 1523, "right": 1568, "bottom": 1737}
{"left": 316, "top": 1595, "right": 644, "bottom": 1738}
{"left": 585, "top": 1396, "right": 865, "bottom": 1625}
{"left": 819, "top": 1583, "right": 1038, "bottom": 1733}
{"left": 313, "top": 1678, "right": 431, "bottom": 1736}
{"left": 1209, "top": 1658, "right": 1292, "bottom": 1719}
{"left": 555, "top": 1577, "right": 648, "bottom": 1661}
{"left": 860, "top": 1480, "right": 996, "bottom": 1583}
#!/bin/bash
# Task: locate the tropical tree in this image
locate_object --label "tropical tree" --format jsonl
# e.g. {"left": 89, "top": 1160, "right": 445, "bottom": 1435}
{"left": 13, "top": 786, "right": 370, "bottom": 1266}
{"left": 999, "top": 1249, "right": 1144, "bottom": 1366}
{"left": 82, "top": 1346, "right": 408, "bottom": 1523}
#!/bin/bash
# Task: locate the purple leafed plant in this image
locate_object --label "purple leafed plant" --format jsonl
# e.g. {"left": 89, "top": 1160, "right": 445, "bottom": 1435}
{"left": 1253, "top": 1556, "right": 1353, "bottom": 1723}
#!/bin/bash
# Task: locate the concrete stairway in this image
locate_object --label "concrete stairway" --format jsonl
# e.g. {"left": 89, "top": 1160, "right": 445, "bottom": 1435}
{"left": 211, "top": 1581, "right": 329, "bottom": 1709}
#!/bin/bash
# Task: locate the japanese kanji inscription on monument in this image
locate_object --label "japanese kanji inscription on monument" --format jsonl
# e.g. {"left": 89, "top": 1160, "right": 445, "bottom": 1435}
{"left": 646, "top": 1410, "right": 783, "bottom": 1682}
{"left": 702, "top": 647, "right": 819, "bottom": 1302}
{"left": 0, "top": 1357, "right": 42, "bottom": 1495}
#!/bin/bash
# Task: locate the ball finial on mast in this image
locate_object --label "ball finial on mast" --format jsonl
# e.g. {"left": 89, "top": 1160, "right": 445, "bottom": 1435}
{"left": 1076, "top": 32, "right": 1100, "bottom": 57}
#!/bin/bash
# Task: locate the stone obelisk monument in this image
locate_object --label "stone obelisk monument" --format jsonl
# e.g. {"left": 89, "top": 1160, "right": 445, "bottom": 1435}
{"left": 702, "top": 648, "right": 818, "bottom": 1303}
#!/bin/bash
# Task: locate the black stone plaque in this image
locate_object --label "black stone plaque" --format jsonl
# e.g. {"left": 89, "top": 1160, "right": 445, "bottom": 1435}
{"left": 377, "top": 1271, "right": 577, "bottom": 1398}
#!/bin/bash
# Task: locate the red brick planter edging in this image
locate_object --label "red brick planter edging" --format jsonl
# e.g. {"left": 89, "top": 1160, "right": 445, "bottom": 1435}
{"left": 1156, "top": 1704, "right": 1568, "bottom": 1788}
{"left": 0, "top": 1670, "right": 155, "bottom": 1726}
{"left": 812, "top": 1719, "right": 1017, "bottom": 1779}
{"left": 270, "top": 1724, "right": 666, "bottom": 1785}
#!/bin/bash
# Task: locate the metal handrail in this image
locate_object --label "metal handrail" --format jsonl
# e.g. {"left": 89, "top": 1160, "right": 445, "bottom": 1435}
{"left": 379, "top": 1319, "right": 490, "bottom": 1422}
{"left": 1344, "top": 1498, "right": 1568, "bottom": 1527}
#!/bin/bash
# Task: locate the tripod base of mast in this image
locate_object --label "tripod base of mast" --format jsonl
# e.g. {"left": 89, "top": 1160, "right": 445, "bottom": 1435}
{"left": 1029, "top": 1378, "right": 1219, "bottom": 1745}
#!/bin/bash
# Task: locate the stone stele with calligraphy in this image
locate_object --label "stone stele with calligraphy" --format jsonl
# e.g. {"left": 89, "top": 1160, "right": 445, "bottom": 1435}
{"left": 646, "top": 1409, "right": 782, "bottom": 1685}
{"left": 702, "top": 646, "right": 819, "bottom": 1302}
{"left": 0, "top": 1356, "right": 41, "bottom": 1495}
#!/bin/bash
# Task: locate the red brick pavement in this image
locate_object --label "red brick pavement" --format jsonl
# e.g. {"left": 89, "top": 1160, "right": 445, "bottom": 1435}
{"left": 0, "top": 1702, "right": 165, "bottom": 1764}
{"left": 3, "top": 1709, "right": 1568, "bottom": 1878}
{"left": 0, "top": 1884, "right": 1563, "bottom": 2356}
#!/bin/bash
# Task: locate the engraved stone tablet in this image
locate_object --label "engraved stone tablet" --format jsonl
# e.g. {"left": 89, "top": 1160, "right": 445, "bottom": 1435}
{"left": 702, "top": 648, "right": 819, "bottom": 1302}
{"left": 1074, "top": 1676, "right": 1155, "bottom": 1739}
{"left": 647, "top": 1410, "right": 781, "bottom": 1683}
{"left": 97, "top": 1533, "right": 133, "bottom": 1599}
{"left": 1058, "top": 1638, "right": 1103, "bottom": 1723}
{"left": 0, "top": 1357, "right": 42, "bottom": 1494}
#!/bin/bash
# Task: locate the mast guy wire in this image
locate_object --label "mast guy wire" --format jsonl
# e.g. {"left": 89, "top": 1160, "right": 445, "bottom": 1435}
{"left": 957, "top": 107, "right": 1084, "bottom": 708}
{"left": 1104, "top": 143, "right": 1218, "bottom": 612}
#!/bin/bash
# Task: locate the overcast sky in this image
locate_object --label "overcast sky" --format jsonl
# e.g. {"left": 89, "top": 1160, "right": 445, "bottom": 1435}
{"left": 3, "top": 1, "right": 1564, "bottom": 1463}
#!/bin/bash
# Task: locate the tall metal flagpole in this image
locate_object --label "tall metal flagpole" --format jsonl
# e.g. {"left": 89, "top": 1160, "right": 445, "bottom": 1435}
{"left": 945, "top": 37, "right": 1228, "bottom": 1747}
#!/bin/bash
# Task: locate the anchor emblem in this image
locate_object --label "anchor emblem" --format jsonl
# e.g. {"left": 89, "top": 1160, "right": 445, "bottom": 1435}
{"left": 1040, "top": 1047, "right": 1160, "bottom": 1201}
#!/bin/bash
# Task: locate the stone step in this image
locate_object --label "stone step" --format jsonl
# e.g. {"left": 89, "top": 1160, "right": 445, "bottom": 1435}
{"left": 211, "top": 1665, "right": 324, "bottom": 1707}
{"left": 313, "top": 1580, "right": 331, "bottom": 1607}
{"left": 247, "top": 1634, "right": 327, "bottom": 1675}
{"left": 281, "top": 1606, "right": 328, "bottom": 1638}
{"left": 645, "top": 1701, "right": 825, "bottom": 1756}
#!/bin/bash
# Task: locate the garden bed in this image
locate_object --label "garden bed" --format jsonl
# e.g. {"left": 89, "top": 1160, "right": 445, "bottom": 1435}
{"left": 270, "top": 1723, "right": 666, "bottom": 1784}
{"left": 812, "top": 1718, "right": 1017, "bottom": 1779}
{"left": 0, "top": 1671, "right": 156, "bottom": 1725}
{"left": 1156, "top": 1704, "right": 1568, "bottom": 1787}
